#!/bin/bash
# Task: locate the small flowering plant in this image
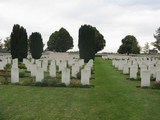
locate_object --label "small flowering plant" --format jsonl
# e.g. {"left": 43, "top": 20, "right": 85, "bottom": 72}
{"left": 152, "top": 80, "right": 160, "bottom": 89}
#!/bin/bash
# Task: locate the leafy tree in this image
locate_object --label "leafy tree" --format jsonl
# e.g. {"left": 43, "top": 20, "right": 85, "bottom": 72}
{"left": 29, "top": 32, "right": 43, "bottom": 59}
{"left": 117, "top": 35, "right": 140, "bottom": 55}
{"left": 47, "top": 28, "right": 73, "bottom": 52}
{"left": 143, "top": 42, "right": 150, "bottom": 54}
{"left": 94, "top": 28, "right": 106, "bottom": 53}
{"left": 0, "top": 39, "right": 3, "bottom": 49}
{"left": 10, "top": 24, "right": 28, "bottom": 61}
{"left": 78, "top": 25, "right": 96, "bottom": 63}
{"left": 152, "top": 27, "right": 160, "bottom": 50}
{"left": 4, "top": 37, "right": 11, "bottom": 51}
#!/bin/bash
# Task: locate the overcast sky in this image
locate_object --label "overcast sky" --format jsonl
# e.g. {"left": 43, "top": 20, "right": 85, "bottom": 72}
{"left": 0, "top": 0, "right": 160, "bottom": 52}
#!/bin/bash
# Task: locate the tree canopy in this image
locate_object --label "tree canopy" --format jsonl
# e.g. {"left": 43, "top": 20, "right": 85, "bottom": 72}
{"left": 0, "top": 39, "right": 3, "bottom": 49}
{"left": 47, "top": 28, "right": 73, "bottom": 52}
{"left": 94, "top": 28, "right": 106, "bottom": 53}
{"left": 152, "top": 27, "right": 160, "bottom": 51}
{"left": 4, "top": 37, "right": 11, "bottom": 51}
{"left": 142, "top": 42, "right": 150, "bottom": 54}
{"left": 10, "top": 24, "right": 28, "bottom": 61}
{"left": 117, "top": 35, "right": 140, "bottom": 55}
{"left": 29, "top": 32, "right": 43, "bottom": 59}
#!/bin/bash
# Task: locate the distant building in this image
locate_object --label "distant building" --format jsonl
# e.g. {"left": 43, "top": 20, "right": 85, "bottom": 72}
{"left": 149, "top": 49, "right": 158, "bottom": 54}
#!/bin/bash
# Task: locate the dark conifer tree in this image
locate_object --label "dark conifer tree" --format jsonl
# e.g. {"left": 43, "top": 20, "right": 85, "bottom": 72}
{"left": 10, "top": 24, "right": 28, "bottom": 61}
{"left": 29, "top": 32, "right": 43, "bottom": 59}
{"left": 78, "top": 25, "right": 95, "bottom": 63}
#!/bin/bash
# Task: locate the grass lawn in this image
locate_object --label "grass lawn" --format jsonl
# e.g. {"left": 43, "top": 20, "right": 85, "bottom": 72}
{"left": 0, "top": 57, "right": 160, "bottom": 120}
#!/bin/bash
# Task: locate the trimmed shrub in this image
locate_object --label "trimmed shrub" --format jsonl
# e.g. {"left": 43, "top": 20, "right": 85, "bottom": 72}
{"left": 33, "top": 82, "right": 48, "bottom": 87}
{"left": 0, "top": 78, "right": 9, "bottom": 84}
{"left": 19, "top": 69, "right": 26, "bottom": 78}
{"left": 69, "top": 80, "right": 82, "bottom": 87}
{"left": 43, "top": 78, "right": 60, "bottom": 87}
{"left": 21, "top": 78, "right": 34, "bottom": 86}
{"left": 152, "top": 81, "right": 160, "bottom": 89}
{"left": 18, "top": 63, "right": 26, "bottom": 69}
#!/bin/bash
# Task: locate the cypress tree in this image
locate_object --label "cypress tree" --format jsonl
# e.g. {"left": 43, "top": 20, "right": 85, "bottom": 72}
{"left": 10, "top": 24, "right": 28, "bottom": 62}
{"left": 78, "top": 25, "right": 95, "bottom": 63}
{"left": 29, "top": 32, "right": 43, "bottom": 59}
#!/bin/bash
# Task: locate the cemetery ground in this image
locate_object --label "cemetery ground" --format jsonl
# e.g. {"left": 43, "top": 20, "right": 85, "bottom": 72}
{"left": 0, "top": 57, "right": 160, "bottom": 120}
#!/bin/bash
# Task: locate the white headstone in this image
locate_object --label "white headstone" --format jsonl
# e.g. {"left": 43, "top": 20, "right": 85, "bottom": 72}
{"left": 148, "top": 66, "right": 156, "bottom": 78}
{"left": 87, "top": 59, "right": 93, "bottom": 68}
{"left": 7, "top": 58, "right": 11, "bottom": 64}
{"left": 31, "top": 64, "right": 37, "bottom": 77}
{"left": 26, "top": 62, "right": 31, "bottom": 71}
{"left": 23, "top": 58, "right": 27, "bottom": 64}
{"left": 0, "top": 62, "right": 4, "bottom": 70}
{"left": 11, "top": 67, "right": 19, "bottom": 83}
{"left": 156, "top": 70, "right": 160, "bottom": 82}
{"left": 36, "top": 60, "right": 41, "bottom": 68}
{"left": 68, "top": 59, "right": 75, "bottom": 66}
{"left": 71, "top": 64, "right": 80, "bottom": 78}
{"left": 118, "top": 60, "right": 125, "bottom": 71}
{"left": 62, "top": 68, "right": 70, "bottom": 85}
{"left": 78, "top": 59, "right": 84, "bottom": 67}
{"left": 156, "top": 63, "right": 160, "bottom": 70}
{"left": 123, "top": 63, "right": 129, "bottom": 74}
{"left": 81, "top": 69, "right": 90, "bottom": 85}
{"left": 12, "top": 59, "right": 18, "bottom": 68}
{"left": 59, "top": 60, "right": 67, "bottom": 71}
{"left": 114, "top": 60, "right": 119, "bottom": 68}
{"left": 42, "top": 61, "right": 48, "bottom": 72}
{"left": 112, "top": 60, "right": 116, "bottom": 66}
{"left": 130, "top": 65, "right": 138, "bottom": 79}
{"left": 49, "top": 64, "right": 56, "bottom": 77}
{"left": 141, "top": 70, "right": 150, "bottom": 87}
{"left": 50, "top": 60, "right": 56, "bottom": 66}
{"left": 31, "top": 59, "right": 35, "bottom": 64}
{"left": 84, "top": 66, "right": 91, "bottom": 79}
{"left": 140, "top": 65, "right": 147, "bottom": 78}
{"left": 36, "top": 67, "right": 44, "bottom": 82}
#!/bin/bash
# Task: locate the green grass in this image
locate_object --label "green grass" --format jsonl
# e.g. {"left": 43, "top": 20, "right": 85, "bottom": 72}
{"left": 0, "top": 57, "right": 160, "bottom": 120}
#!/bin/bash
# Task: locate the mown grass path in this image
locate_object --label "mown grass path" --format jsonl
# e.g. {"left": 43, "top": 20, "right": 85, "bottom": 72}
{"left": 0, "top": 57, "right": 160, "bottom": 120}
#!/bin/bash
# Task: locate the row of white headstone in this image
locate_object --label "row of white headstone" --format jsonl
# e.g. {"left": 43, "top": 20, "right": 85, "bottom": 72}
{"left": 102, "top": 55, "right": 160, "bottom": 87}
{"left": 10, "top": 58, "right": 93, "bottom": 86}
{"left": 0, "top": 57, "right": 11, "bottom": 70}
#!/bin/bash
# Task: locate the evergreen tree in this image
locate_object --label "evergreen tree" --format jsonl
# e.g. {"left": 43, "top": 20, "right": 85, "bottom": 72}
{"left": 0, "top": 39, "right": 3, "bottom": 49}
{"left": 152, "top": 27, "right": 160, "bottom": 50}
{"left": 10, "top": 24, "right": 28, "bottom": 61}
{"left": 143, "top": 42, "right": 150, "bottom": 54}
{"left": 29, "top": 32, "right": 43, "bottom": 59}
{"left": 94, "top": 28, "right": 106, "bottom": 53}
{"left": 117, "top": 35, "right": 140, "bottom": 55}
{"left": 47, "top": 28, "right": 73, "bottom": 52}
{"left": 78, "top": 25, "right": 95, "bottom": 63}
{"left": 4, "top": 37, "right": 11, "bottom": 51}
